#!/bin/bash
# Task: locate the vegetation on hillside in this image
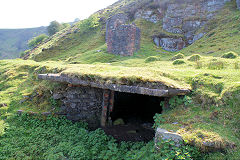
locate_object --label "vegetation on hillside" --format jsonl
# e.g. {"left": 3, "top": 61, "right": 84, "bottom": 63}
{"left": 28, "top": 34, "right": 49, "bottom": 49}
{"left": 0, "top": 27, "right": 47, "bottom": 59}
{"left": 47, "top": 21, "right": 71, "bottom": 36}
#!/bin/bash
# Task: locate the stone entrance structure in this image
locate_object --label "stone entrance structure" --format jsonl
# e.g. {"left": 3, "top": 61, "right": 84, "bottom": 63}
{"left": 38, "top": 74, "right": 190, "bottom": 129}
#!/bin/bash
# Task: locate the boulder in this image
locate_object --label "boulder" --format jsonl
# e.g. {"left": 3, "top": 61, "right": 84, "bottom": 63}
{"left": 155, "top": 128, "right": 183, "bottom": 149}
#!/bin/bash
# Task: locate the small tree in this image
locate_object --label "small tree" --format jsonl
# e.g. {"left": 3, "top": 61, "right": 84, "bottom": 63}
{"left": 28, "top": 34, "right": 48, "bottom": 49}
{"left": 61, "top": 23, "right": 70, "bottom": 30}
{"left": 47, "top": 21, "right": 61, "bottom": 36}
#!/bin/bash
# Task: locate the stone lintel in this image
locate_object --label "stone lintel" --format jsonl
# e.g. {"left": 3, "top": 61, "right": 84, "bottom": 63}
{"left": 38, "top": 74, "right": 190, "bottom": 97}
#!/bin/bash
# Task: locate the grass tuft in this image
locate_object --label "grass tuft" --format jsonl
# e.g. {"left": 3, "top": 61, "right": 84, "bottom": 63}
{"left": 188, "top": 54, "right": 201, "bottom": 62}
{"left": 208, "top": 60, "right": 225, "bottom": 70}
{"left": 145, "top": 56, "right": 160, "bottom": 63}
{"left": 171, "top": 53, "right": 184, "bottom": 61}
{"left": 221, "top": 51, "right": 238, "bottom": 59}
{"left": 173, "top": 60, "right": 185, "bottom": 65}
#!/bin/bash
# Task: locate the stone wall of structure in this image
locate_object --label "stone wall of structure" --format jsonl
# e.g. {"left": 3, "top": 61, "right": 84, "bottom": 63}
{"left": 54, "top": 85, "right": 103, "bottom": 129}
{"left": 106, "top": 13, "right": 141, "bottom": 56}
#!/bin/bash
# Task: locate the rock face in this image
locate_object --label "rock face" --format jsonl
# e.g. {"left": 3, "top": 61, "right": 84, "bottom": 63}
{"left": 237, "top": 0, "right": 240, "bottom": 9}
{"left": 60, "top": 86, "right": 103, "bottom": 129}
{"left": 135, "top": 9, "right": 160, "bottom": 23}
{"left": 132, "top": 0, "right": 231, "bottom": 51}
{"left": 155, "top": 128, "right": 183, "bottom": 148}
{"left": 106, "top": 13, "right": 141, "bottom": 56}
{"left": 154, "top": 37, "right": 185, "bottom": 52}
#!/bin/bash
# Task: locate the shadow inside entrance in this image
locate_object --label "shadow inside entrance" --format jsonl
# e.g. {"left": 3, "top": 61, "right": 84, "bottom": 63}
{"left": 103, "top": 91, "right": 163, "bottom": 142}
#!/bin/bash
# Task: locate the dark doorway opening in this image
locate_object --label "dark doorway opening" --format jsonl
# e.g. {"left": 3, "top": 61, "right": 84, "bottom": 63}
{"left": 111, "top": 92, "right": 163, "bottom": 123}
{"left": 103, "top": 91, "right": 163, "bottom": 142}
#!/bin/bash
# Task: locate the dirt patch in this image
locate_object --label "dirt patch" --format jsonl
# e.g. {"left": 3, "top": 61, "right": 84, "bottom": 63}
{"left": 102, "top": 123, "right": 155, "bottom": 142}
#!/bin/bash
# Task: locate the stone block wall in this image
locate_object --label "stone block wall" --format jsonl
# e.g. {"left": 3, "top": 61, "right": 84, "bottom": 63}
{"left": 106, "top": 13, "right": 141, "bottom": 56}
{"left": 59, "top": 86, "right": 103, "bottom": 129}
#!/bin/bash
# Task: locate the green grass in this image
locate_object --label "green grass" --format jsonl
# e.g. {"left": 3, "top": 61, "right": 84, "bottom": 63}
{"left": 0, "top": 114, "right": 202, "bottom": 160}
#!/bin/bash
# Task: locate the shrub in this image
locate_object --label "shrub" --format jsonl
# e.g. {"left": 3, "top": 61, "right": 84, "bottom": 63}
{"left": 145, "top": 56, "right": 160, "bottom": 63}
{"left": 208, "top": 60, "right": 225, "bottom": 70}
{"left": 61, "top": 23, "right": 71, "bottom": 30}
{"left": 28, "top": 34, "right": 48, "bottom": 49}
{"left": 47, "top": 21, "right": 61, "bottom": 36}
{"left": 221, "top": 51, "right": 238, "bottom": 59}
{"left": 173, "top": 59, "right": 185, "bottom": 65}
{"left": 171, "top": 53, "right": 184, "bottom": 61}
{"left": 77, "top": 14, "right": 100, "bottom": 34}
{"left": 188, "top": 54, "right": 201, "bottom": 61}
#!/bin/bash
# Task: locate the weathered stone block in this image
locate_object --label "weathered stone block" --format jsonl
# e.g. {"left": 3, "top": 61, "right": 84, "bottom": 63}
{"left": 155, "top": 128, "right": 183, "bottom": 149}
{"left": 106, "top": 13, "right": 141, "bottom": 56}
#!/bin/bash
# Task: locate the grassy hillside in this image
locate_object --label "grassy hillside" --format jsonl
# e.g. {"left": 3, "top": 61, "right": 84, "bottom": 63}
{"left": 0, "top": 27, "right": 47, "bottom": 59}
{"left": 0, "top": 0, "right": 240, "bottom": 159}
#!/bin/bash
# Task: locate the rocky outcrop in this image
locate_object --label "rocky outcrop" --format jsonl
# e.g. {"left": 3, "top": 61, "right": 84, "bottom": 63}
{"left": 133, "top": 0, "right": 231, "bottom": 51}
{"left": 153, "top": 36, "right": 185, "bottom": 52}
{"left": 237, "top": 0, "right": 240, "bottom": 9}
{"left": 134, "top": 9, "right": 160, "bottom": 23}
{"left": 106, "top": 13, "right": 141, "bottom": 56}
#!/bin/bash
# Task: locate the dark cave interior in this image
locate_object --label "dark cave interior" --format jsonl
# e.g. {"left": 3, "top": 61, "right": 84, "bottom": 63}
{"left": 111, "top": 91, "right": 163, "bottom": 124}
